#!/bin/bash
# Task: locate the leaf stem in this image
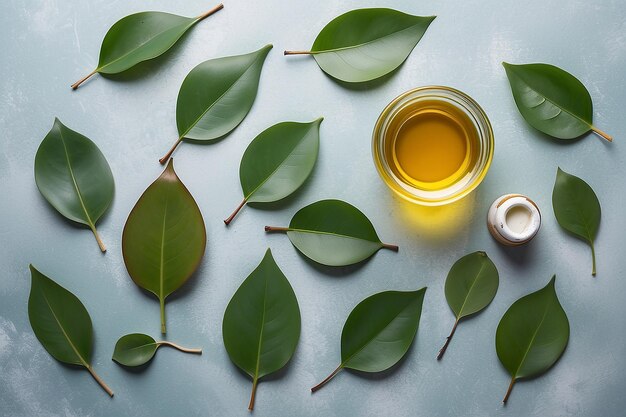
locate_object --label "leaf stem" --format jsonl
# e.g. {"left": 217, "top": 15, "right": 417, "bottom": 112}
{"left": 284, "top": 50, "right": 317, "bottom": 56}
{"left": 381, "top": 243, "right": 399, "bottom": 251}
{"left": 86, "top": 366, "right": 114, "bottom": 397}
{"left": 196, "top": 3, "right": 224, "bottom": 21}
{"left": 311, "top": 365, "right": 343, "bottom": 393}
{"left": 248, "top": 376, "right": 258, "bottom": 410}
{"left": 264, "top": 226, "right": 290, "bottom": 232}
{"left": 591, "top": 126, "right": 613, "bottom": 142}
{"left": 158, "top": 341, "right": 202, "bottom": 354}
{"left": 159, "top": 138, "right": 183, "bottom": 165}
{"left": 89, "top": 225, "right": 106, "bottom": 252}
{"left": 503, "top": 377, "right": 516, "bottom": 404}
{"left": 160, "top": 297, "right": 166, "bottom": 334}
{"left": 223, "top": 198, "right": 248, "bottom": 225}
{"left": 71, "top": 70, "right": 97, "bottom": 90}
{"left": 437, "top": 318, "right": 459, "bottom": 360}
{"left": 590, "top": 241, "right": 597, "bottom": 276}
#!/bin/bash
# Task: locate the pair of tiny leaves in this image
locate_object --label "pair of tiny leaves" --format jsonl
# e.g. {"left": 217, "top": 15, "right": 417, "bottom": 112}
{"left": 224, "top": 118, "right": 323, "bottom": 225}
{"left": 28, "top": 265, "right": 114, "bottom": 396}
{"left": 71, "top": 4, "right": 224, "bottom": 89}
{"left": 503, "top": 62, "right": 612, "bottom": 142}
{"left": 552, "top": 168, "right": 602, "bottom": 275}
{"left": 285, "top": 8, "right": 435, "bottom": 83}
{"left": 112, "top": 333, "right": 201, "bottom": 367}
{"left": 34, "top": 119, "right": 114, "bottom": 253}
{"left": 265, "top": 199, "right": 398, "bottom": 267}
{"left": 122, "top": 159, "right": 206, "bottom": 334}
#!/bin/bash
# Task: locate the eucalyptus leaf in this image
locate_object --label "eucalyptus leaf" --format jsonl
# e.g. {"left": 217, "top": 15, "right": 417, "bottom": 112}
{"left": 312, "top": 289, "right": 426, "bottom": 392}
{"left": 122, "top": 159, "right": 206, "bottom": 334}
{"left": 222, "top": 249, "right": 300, "bottom": 410}
{"left": 112, "top": 333, "right": 201, "bottom": 367}
{"left": 28, "top": 265, "right": 113, "bottom": 396}
{"left": 437, "top": 251, "right": 498, "bottom": 360}
{"left": 34, "top": 118, "right": 114, "bottom": 252}
{"left": 224, "top": 118, "right": 323, "bottom": 225}
{"left": 71, "top": 4, "right": 224, "bottom": 89}
{"left": 552, "top": 168, "right": 601, "bottom": 275}
{"left": 503, "top": 62, "right": 612, "bottom": 141}
{"left": 284, "top": 8, "right": 435, "bottom": 83}
{"left": 265, "top": 199, "right": 398, "bottom": 266}
{"left": 159, "top": 44, "right": 273, "bottom": 164}
{"left": 496, "top": 276, "right": 569, "bottom": 404}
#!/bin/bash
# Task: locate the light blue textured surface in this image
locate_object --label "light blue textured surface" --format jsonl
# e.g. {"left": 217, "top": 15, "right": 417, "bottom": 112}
{"left": 1, "top": 1, "right": 624, "bottom": 416}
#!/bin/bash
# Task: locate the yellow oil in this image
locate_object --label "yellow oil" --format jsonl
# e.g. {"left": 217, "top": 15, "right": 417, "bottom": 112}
{"left": 384, "top": 100, "right": 479, "bottom": 190}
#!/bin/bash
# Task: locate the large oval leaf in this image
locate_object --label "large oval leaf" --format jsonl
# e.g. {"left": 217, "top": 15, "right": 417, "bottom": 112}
{"left": 159, "top": 44, "right": 273, "bottom": 163}
{"left": 34, "top": 118, "right": 114, "bottom": 252}
{"left": 552, "top": 167, "right": 601, "bottom": 275}
{"left": 311, "top": 289, "right": 426, "bottom": 392}
{"left": 122, "top": 159, "right": 206, "bottom": 334}
{"left": 222, "top": 249, "right": 301, "bottom": 410}
{"left": 496, "top": 276, "right": 569, "bottom": 403}
{"left": 112, "top": 333, "right": 201, "bottom": 367}
{"left": 28, "top": 265, "right": 113, "bottom": 396}
{"left": 503, "top": 62, "right": 612, "bottom": 141}
{"left": 284, "top": 9, "right": 435, "bottom": 83}
{"left": 265, "top": 199, "right": 398, "bottom": 266}
{"left": 224, "top": 118, "right": 323, "bottom": 225}
{"left": 437, "top": 251, "right": 499, "bottom": 360}
{"left": 71, "top": 4, "right": 224, "bottom": 89}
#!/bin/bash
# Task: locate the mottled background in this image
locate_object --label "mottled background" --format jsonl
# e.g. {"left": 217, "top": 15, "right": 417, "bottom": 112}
{"left": 1, "top": 0, "right": 624, "bottom": 416}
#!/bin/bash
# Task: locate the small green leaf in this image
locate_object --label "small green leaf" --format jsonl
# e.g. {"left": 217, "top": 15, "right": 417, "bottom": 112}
{"left": 224, "top": 118, "right": 323, "bottom": 225}
{"left": 284, "top": 8, "right": 435, "bottom": 83}
{"left": 112, "top": 333, "right": 201, "bottom": 367}
{"left": 159, "top": 44, "right": 273, "bottom": 164}
{"left": 311, "top": 289, "right": 426, "bottom": 392}
{"left": 503, "top": 62, "right": 612, "bottom": 141}
{"left": 71, "top": 4, "right": 224, "bottom": 89}
{"left": 122, "top": 159, "right": 206, "bottom": 334}
{"left": 552, "top": 168, "right": 601, "bottom": 275}
{"left": 34, "top": 118, "right": 114, "bottom": 252}
{"left": 222, "top": 249, "right": 301, "bottom": 410}
{"left": 496, "top": 276, "right": 569, "bottom": 404}
{"left": 28, "top": 265, "right": 113, "bottom": 396}
{"left": 265, "top": 199, "right": 398, "bottom": 266}
{"left": 437, "top": 251, "right": 498, "bottom": 360}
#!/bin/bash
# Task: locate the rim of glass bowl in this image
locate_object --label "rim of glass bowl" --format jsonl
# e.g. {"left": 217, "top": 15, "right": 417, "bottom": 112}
{"left": 372, "top": 86, "right": 494, "bottom": 206}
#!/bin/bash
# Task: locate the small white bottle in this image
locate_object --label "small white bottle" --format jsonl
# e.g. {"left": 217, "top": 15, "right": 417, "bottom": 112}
{"left": 487, "top": 194, "right": 541, "bottom": 246}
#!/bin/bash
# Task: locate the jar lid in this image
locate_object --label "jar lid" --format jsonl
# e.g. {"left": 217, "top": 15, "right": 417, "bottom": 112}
{"left": 487, "top": 194, "right": 541, "bottom": 246}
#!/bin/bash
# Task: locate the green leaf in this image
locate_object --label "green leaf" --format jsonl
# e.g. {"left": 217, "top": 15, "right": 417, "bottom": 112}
{"left": 284, "top": 9, "right": 435, "bottom": 83}
{"left": 34, "top": 118, "right": 114, "bottom": 252}
{"left": 502, "top": 62, "right": 612, "bottom": 141}
{"left": 122, "top": 159, "right": 206, "bottom": 334}
{"left": 311, "top": 289, "right": 426, "bottom": 392}
{"left": 71, "top": 4, "right": 224, "bottom": 89}
{"left": 224, "top": 118, "right": 323, "bottom": 225}
{"left": 28, "top": 265, "right": 113, "bottom": 396}
{"left": 265, "top": 199, "right": 398, "bottom": 266}
{"left": 552, "top": 167, "right": 601, "bottom": 276}
{"left": 112, "top": 333, "right": 201, "bottom": 367}
{"left": 437, "top": 251, "right": 499, "bottom": 360}
{"left": 222, "top": 249, "right": 301, "bottom": 410}
{"left": 159, "top": 44, "right": 273, "bottom": 164}
{"left": 496, "top": 276, "right": 569, "bottom": 404}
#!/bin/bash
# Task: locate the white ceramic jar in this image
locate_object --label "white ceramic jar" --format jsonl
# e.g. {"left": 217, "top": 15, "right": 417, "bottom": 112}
{"left": 487, "top": 194, "right": 541, "bottom": 246}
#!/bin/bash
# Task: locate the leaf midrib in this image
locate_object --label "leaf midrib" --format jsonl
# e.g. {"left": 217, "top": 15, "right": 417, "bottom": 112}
{"left": 286, "top": 227, "right": 380, "bottom": 245}
{"left": 252, "top": 274, "right": 269, "bottom": 381}
{"left": 560, "top": 184, "right": 596, "bottom": 244}
{"left": 513, "top": 300, "right": 551, "bottom": 378}
{"left": 159, "top": 192, "right": 170, "bottom": 302}
{"left": 455, "top": 261, "right": 488, "bottom": 319}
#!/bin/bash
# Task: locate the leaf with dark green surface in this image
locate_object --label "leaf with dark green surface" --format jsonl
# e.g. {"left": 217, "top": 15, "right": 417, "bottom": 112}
{"left": 284, "top": 8, "right": 435, "bottom": 83}
{"left": 34, "top": 118, "right": 114, "bottom": 252}
{"left": 312, "top": 289, "right": 426, "bottom": 392}
{"left": 224, "top": 118, "right": 323, "bottom": 225}
{"left": 28, "top": 265, "right": 113, "bottom": 396}
{"left": 437, "top": 251, "right": 498, "bottom": 360}
{"left": 222, "top": 249, "right": 300, "bottom": 410}
{"left": 503, "top": 62, "right": 612, "bottom": 141}
{"left": 71, "top": 4, "right": 224, "bottom": 89}
{"left": 496, "top": 276, "right": 569, "bottom": 404}
{"left": 112, "top": 333, "right": 201, "bottom": 367}
{"left": 122, "top": 159, "right": 206, "bottom": 334}
{"left": 552, "top": 168, "right": 601, "bottom": 275}
{"left": 159, "top": 44, "right": 273, "bottom": 164}
{"left": 265, "top": 199, "right": 397, "bottom": 266}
